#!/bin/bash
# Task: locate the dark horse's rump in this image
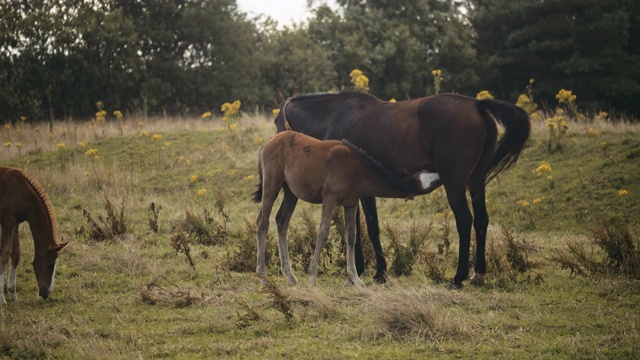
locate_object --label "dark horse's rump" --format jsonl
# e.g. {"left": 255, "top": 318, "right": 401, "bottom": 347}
{"left": 273, "top": 90, "right": 530, "bottom": 287}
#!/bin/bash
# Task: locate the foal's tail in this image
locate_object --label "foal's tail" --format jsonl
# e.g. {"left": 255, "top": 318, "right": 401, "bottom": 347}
{"left": 478, "top": 99, "right": 531, "bottom": 183}
{"left": 251, "top": 153, "right": 263, "bottom": 203}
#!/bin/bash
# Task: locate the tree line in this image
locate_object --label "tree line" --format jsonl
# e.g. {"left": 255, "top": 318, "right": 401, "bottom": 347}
{"left": 1, "top": 0, "right": 639, "bottom": 123}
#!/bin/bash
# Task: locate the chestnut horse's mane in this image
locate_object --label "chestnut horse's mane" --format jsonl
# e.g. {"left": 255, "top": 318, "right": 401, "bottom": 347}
{"left": 340, "top": 139, "right": 416, "bottom": 195}
{"left": 23, "top": 173, "right": 58, "bottom": 241}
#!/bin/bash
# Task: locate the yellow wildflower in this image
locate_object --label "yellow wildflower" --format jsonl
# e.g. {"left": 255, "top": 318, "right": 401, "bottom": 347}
{"left": 245, "top": 175, "right": 255, "bottom": 181}
{"left": 15, "top": 142, "right": 21, "bottom": 149}
{"left": 3, "top": 141, "right": 10, "bottom": 148}
{"left": 389, "top": 98, "right": 397, "bottom": 102}
{"left": 138, "top": 130, "right": 149, "bottom": 137}
{"left": 556, "top": 89, "right": 576, "bottom": 104}
{"left": 618, "top": 189, "right": 628, "bottom": 197}
{"left": 197, "top": 188, "right": 207, "bottom": 197}
{"left": 272, "top": 108, "right": 280, "bottom": 116}
{"left": 202, "top": 111, "right": 212, "bottom": 119}
{"left": 78, "top": 142, "right": 86, "bottom": 148}
{"left": 114, "top": 110, "right": 123, "bottom": 119}
{"left": 349, "top": 69, "right": 369, "bottom": 92}
{"left": 151, "top": 133, "right": 163, "bottom": 141}
{"left": 475, "top": 90, "right": 494, "bottom": 100}
{"left": 586, "top": 127, "right": 600, "bottom": 137}
{"left": 533, "top": 198, "right": 542, "bottom": 204}
{"left": 20, "top": 116, "right": 26, "bottom": 122}
{"left": 190, "top": 175, "right": 198, "bottom": 184}
{"left": 56, "top": 143, "right": 67, "bottom": 150}
{"left": 85, "top": 148, "right": 98, "bottom": 157}
{"left": 536, "top": 161, "right": 552, "bottom": 176}
{"left": 229, "top": 123, "right": 237, "bottom": 130}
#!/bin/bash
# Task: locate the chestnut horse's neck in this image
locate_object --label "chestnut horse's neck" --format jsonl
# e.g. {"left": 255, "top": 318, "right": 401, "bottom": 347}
{"left": 23, "top": 174, "right": 59, "bottom": 253}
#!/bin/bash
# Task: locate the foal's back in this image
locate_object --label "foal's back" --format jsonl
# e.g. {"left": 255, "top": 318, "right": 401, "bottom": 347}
{"left": 261, "top": 132, "right": 365, "bottom": 205}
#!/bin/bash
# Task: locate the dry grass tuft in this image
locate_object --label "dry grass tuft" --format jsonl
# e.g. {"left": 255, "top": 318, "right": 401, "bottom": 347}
{"left": 139, "top": 275, "right": 205, "bottom": 308}
{"left": 551, "top": 216, "right": 640, "bottom": 279}
{"left": 290, "top": 285, "right": 341, "bottom": 322}
{"left": 79, "top": 195, "right": 129, "bottom": 242}
{"left": 386, "top": 221, "right": 433, "bottom": 277}
{"left": 257, "top": 274, "right": 294, "bottom": 322}
{"left": 362, "top": 283, "right": 469, "bottom": 341}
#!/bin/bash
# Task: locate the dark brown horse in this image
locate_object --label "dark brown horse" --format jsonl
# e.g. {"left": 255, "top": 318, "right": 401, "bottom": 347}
{"left": 0, "top": 167, "right": 68, "bottom": 303}
{"left": 253, "top": 131, "right": 435, "bottom": 286}
{"left": 273, "top": 90, "right": 530, "bottom": 288}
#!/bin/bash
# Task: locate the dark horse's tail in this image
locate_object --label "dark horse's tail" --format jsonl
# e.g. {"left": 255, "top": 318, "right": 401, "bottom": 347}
{"left": 478, "top": 99, "right": 531, "bottom": 183}
{"left": 251, "top": 153, "right": 263, "bottom": 203}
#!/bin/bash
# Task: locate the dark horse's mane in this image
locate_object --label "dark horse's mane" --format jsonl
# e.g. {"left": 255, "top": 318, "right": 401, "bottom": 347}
{"left": 340, "top": 140, "right": 417, "bottom": 197}
{"left": 290, "top": 89, "right": 376, "bottom": 103}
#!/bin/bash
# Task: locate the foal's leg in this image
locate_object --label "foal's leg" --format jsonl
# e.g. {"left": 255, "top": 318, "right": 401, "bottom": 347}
{"left": 469, "top": 176, "right": 489, "bottom": 286}
{"left": 344, "top": 205, "right": 364, "bottom": 286}
{"left": 0, "top": 218, "right": 17, "bottom": 305}
{"left": 360, "top": 197, "right": 387, "bottom": 283}
{"left": 8, "top": 227, "right": 20, "bottom": 301}
{"left": 308, "top": 200, "right": 338, "bottom": 285}
{"left": 275, "top": 185, "right": 299, "bottom": 285}
{"left": 443, "top": 182, "right": 473, "bottom": 289}
{"left": 256, "top": 189, "right": 279, "bottom": 284}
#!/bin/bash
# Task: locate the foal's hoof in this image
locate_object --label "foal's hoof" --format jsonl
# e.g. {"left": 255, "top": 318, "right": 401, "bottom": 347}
{"left": 446, "top": 280, "right": 463, "bottom": 290}
{"left": 470, "top": 273, "right": 486, "bottom": 286}
{"left": 344, "top": 278, "right": 365, "bottom": 287}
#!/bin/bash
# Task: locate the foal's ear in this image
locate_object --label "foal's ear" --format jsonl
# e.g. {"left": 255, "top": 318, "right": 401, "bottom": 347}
{"left": 292, "top": 88, "right": 300, "bottom": 97}
{"left": 275, "top": 89, "right": 286, "bottom": 106}
{"left": 49, "top": 242, "right": 69, "bottom": 253}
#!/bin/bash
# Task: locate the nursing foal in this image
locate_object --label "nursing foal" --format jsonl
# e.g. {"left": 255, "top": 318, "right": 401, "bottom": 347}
{"left": 253, "top": 131, "right": 440, "bottom": 286}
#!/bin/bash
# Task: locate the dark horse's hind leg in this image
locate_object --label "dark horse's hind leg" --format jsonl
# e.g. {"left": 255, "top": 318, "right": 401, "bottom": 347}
{"left": 469, "top": 176, "right": 489, "bottom": 286}
{"left": 355, "top": 196, "right": 387, "bottom": 283}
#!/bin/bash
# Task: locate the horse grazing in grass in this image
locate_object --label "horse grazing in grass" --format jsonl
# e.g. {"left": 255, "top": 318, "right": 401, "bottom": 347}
{"left": 253, "top": 131, "right": 437, "bottom": 286}
{"left": 273, "top": 90, "right": 530, "bottom": 288}
{"left": 0, "top": 167, "right": 68, "bottom": 303}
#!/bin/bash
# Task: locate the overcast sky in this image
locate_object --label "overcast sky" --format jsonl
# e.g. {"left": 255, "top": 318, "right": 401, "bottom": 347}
{"left": 236, "top": 0, "right": 337, "bottom": 27}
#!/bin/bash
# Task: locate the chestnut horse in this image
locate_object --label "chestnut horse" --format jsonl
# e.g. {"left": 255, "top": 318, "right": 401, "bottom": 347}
{"left": 253, "top": 131, "right": 437, "bottom": 286}
{"left": 0, "top": 167, "right": 68, "bottom": 303}
{"left": 273, "top": 90, "right": 530, "bottom": 288}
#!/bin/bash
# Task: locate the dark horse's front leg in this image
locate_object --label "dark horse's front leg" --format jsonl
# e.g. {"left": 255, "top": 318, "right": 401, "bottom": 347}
{"left": 354, "top": 196, "right": 387, "bottom": 283}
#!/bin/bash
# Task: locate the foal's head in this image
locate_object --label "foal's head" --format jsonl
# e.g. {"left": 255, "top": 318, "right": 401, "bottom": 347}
{"left": 32, "top": 243, "right": 68, "bottom": 299}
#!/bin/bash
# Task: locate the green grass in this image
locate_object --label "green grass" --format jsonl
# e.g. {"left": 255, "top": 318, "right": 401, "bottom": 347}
{"left": 1, "top": 115, "right": 639, "bottom": 359}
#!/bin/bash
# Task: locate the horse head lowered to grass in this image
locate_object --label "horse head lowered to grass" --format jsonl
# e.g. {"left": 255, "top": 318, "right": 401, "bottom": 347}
{"left": 0, "top": 167, "right": 68, "bottom": 304}
{"left": 253, "top": 131, "right": 439, "bottom": 286}
{"left": 272, "top": 90, "right": 530, "bottom": 288}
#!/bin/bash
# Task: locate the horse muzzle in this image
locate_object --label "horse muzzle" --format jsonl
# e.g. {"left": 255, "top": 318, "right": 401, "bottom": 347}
{"left": 39, "top": 288, "right": 50, "bottom": 300}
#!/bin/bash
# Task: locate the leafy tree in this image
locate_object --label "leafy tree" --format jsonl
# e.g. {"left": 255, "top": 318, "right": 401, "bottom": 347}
{"left": 471, "top": 0, "right": 640, "bottom": 114}
{"left": 258, "top": 24, "right": 337, "bottom": 97}
{"left": 308, "top": 0, "right": 478, "bottom": 99}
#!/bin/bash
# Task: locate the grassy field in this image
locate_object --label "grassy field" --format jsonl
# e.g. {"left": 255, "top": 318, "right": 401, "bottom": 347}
{"left": 1, "top": 113, "right": 639, "bottom": 359}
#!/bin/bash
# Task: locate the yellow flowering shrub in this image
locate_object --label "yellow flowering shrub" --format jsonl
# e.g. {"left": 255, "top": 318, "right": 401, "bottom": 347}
{"left": 475, "top": 90, "right": 494, "bottom": 100}
{"left": 431, "top": 69, "right": 443, "bottom": 94}
{"left": 349, "top": 69, "right": 369, "bottom": 92}
{"left": 536, "top": 161, "right": 552, "bottom": 177}
{"left": 221, "top": 100, "right": 241, "bottom": 129}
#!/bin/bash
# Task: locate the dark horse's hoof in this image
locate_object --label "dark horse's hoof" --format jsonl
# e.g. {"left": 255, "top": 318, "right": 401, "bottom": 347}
{"left": 446, "top": 280, "right": 463, "bottom": 290}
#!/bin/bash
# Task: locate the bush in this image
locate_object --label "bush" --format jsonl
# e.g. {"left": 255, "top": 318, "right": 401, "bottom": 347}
{"left": 551, "top": 216, "right": 640, "bottom": 279}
